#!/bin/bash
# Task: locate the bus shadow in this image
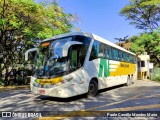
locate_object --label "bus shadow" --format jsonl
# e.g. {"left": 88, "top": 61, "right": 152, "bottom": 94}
{"left": 98, "top": 84, "right": 124, "bottom": 93}
{"left": 36, "top": 93, "right": 87, "bottom": 102}
{"left": 35, "top": 84, "right": 125, "bottom": 102}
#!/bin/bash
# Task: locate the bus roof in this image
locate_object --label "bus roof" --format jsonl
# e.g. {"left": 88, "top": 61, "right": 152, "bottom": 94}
{"left": 41, "top": 32, "right": 92, "bottom": 43}
{"left": 42, "top": 32, "right": 135, "bottom": 56}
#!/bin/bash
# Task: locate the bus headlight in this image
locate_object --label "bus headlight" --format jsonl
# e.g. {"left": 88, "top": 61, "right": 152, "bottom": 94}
{"left": 58, "top": 90, "right": 63, "bottom": 95}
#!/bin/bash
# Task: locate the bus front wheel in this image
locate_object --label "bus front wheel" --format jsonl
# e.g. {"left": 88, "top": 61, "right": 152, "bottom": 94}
{"left": 87, "top": 80, "right": 98, "bottom": 97}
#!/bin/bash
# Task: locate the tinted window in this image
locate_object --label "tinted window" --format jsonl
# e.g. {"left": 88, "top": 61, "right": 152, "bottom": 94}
{"left": 119, "top": 51, "right": 122, "bottom": 61}
{"left": 70, "top": 45, "right": 86, "bottom": 71}
{"left": 70, "top": 36, "right": 92, "bottom": 71}
{"left": 113, "top": 49, "right": 118, "bottom": 60}
{"left": 127, "top": 54, "right": 130, "bottom": 62}
{"left": 90, "top": 40, "right": 136, "bottom": 63}
{"left": 89, "top": 40, "right": 99, "bottom": 60}
{"left": 105, "top": 46, "right": 110, "bottom": 59}
{"left": 130, "top": 55, "right": 135, "bottom": 63}
{"left": 133, "top": 56, "right": 136, "bottom": 63}
{"left": 141, "top": 61, "right": 145, "bottom": 67}
{"left": 99, "top": 43, "right": 105, "bottom": 58}
{"left": 121, "top": 52, "right": 125, "bottom": 61}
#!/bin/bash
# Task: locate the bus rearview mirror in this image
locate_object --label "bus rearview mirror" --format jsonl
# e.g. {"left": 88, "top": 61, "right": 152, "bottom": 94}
{"left": 25, "top": 48, "right": 38, "bottom": 61}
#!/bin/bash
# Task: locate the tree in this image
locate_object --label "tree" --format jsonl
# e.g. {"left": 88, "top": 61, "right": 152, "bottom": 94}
{"left": 114, "top": 36, "right": 128, "bottom": 47}
{"left": 0, "top": 0, "right": 74, "bottom": 85}
{"left": 120, "top": 0, "right": 160, "bottom": 32}
{"left": 130, "top": 31, "right": 160, "bottom": 66}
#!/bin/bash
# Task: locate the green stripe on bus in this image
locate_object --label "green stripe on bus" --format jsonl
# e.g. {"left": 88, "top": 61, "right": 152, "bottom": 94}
{"left": 98, "top": 59, "right": 110, "bottom": 77}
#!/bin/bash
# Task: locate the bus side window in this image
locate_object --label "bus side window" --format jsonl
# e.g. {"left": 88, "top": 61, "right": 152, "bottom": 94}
{"left": 89, "top": 40, "right": 99, "bottom": 60}
{"left": 129, "top": 54, "right": 131, "bottom": 62}
{"left": 131, "top": 55, "right": 136, "bottom": 63}
{"left": 113, "top": 49, "right": 118, "bottom": 60}
{"left": 126, "top": 53, "right": 129, "bottom": 62}
{"left": 130, "top": 55, "right": 132, "bottom": 63}
{"left": 105, "top": 45, "right": 110, "bottom": 59}
{"left": 99, "top": 43, "right": 105, "bottom": 58}
{"left": 121, "top": 52, "right": 123, "bottom": 61}
{"left": 111, "top": 47, "right": 114, "bottom": 59}
{"left": 119, "top": 51, "right": 122, "bottom": 61}
{"left": 134, "top": 56, "right": 136, "bottom": 63}
{"left": 129, "top": 54, "right": 131, "bottom": 63}
{"left": 70, "top": 49, "right": 78, "bottom": 70}
{"left": 123, "top": 52, "right": 126, "bottom": 62}
{"left": 130, "top": 55, "right": 134, "bottom": 63}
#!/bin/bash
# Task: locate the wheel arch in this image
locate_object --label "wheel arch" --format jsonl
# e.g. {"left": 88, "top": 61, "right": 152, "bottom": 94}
{"left": 88, "top": 77, "right": 99, "bottom": 91}
{"left": 87, "top": 77, "right": 99, "bottom": 97}
{"left": 90, "top": 77, "right": 98, "bottom": 84}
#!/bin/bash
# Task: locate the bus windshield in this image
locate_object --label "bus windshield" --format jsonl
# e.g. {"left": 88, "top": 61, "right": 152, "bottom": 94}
{"left": 35, "top": 37, "right": 72, "bottom": 77}
{"left": 34, "top": 36, "right": 91, "bottom": 78}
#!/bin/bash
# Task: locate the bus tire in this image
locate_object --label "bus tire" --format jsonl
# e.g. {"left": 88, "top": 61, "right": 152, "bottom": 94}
{"left": 87, "top": 80, "right": 98, "bottom": 97}
{"left": 126, "top": 76, "right": 131, "bottom": 86}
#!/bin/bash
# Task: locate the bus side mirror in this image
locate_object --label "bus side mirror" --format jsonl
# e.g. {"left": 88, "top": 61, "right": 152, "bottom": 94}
{"left": 25, "top": 48, "right": 38, "bottom": 61}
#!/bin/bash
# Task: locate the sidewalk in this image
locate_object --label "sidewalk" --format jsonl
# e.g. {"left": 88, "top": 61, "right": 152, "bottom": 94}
{"left": 137, "top": 79, "right": 160, "bottom": 83}
{"left": 0, "top": 85, "right": 30, "bottom": 91}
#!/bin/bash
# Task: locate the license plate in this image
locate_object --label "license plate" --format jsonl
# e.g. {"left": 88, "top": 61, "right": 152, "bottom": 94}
{"left": 39, "top": 90, "right": 45, "bottom": 94}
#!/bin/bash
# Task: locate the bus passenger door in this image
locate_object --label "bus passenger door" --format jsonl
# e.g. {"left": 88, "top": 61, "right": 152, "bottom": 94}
{"left": 70, "top": 46, "right": 85, "bottom": 80}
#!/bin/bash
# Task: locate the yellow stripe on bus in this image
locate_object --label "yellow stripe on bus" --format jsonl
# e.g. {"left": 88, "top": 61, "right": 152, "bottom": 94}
{"left": 36, "top": 77, "right": 63, "bottom": 84}
{"left": 110, "top": 62, "right": 136, "bottom": 76}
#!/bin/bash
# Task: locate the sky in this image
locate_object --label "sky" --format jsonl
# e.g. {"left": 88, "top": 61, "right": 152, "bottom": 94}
{"left": 57, "top": 0, "right": 143, "bottom": 43}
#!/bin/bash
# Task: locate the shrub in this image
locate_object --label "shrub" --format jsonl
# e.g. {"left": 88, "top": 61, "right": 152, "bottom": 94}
{"left": 0, "top": 78, "right": 5, "bottom": 86}
{"left": 151, "top": 67, "right": 160, "bottom": 82}
{"left": 14, "top": 77, "right": 30, "bottom": 85}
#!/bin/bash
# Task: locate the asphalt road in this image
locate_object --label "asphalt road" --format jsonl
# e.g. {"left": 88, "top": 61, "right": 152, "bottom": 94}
{"left": 0, "top": 79, "right": 160, "bottom": 120}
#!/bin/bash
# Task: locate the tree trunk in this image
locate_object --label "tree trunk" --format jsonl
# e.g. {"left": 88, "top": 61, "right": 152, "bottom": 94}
{"left": 4, "top": 67, "right": 9, "bottom": 85}
{"left": 0, "top": 65, "right": 2, "bottom": 78}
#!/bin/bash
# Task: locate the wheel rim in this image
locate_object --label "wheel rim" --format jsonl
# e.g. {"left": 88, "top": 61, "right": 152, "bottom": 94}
{"left": 89, "top": 84, "right": 95, "bottom": 93}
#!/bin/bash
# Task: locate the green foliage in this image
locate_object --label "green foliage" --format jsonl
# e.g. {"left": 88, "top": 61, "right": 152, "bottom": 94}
{"left": 151, "top": 67, "right": 160, "bottom": 82}
{"left": 127, "top": 35, "right": 139, "bottom": 42}
{"left": 120, "top": 0, "right": 160, "bottom": 31}
{"left": 0, "top": 78, "right": 5, "bottom": 86}
{"left": 16, "top": 76, "right": 30, "bottom": 85}
{"left": 130, "top": 30, "right": 160, "bottom": 66}
{"left": 0, "top": 0, "right": 74, "bottom": 85}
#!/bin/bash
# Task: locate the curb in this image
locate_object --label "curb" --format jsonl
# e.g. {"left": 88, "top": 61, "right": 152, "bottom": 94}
{"left": 138, "top": 79, "right": 160, "bottom": 83}
{"left": 0, "top": 85, "right": 30, "bottom": 91}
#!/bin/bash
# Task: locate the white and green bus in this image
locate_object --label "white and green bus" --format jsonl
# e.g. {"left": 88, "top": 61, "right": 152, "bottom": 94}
{"left": 25, "top": 32, "right": 137, "bottom": 98}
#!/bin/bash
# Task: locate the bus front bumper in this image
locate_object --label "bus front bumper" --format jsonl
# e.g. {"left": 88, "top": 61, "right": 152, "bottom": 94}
{"left": 30, "top": 84, "right": 78, "bottom": 98}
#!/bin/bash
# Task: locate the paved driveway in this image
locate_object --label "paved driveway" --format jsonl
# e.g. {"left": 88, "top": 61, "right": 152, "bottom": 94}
{"left": 0, "top": 80, "right": 160, "bottom": 119}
